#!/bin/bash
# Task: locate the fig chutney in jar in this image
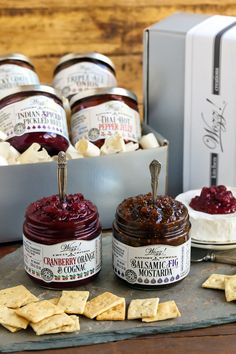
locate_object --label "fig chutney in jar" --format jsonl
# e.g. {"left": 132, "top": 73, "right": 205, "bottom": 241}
{"left": 53, "top": 52, "right": 117, "bottom": 98}
{"left": 23, "top": 193, "right": 102, "bottom": 289}
{"left": 70, "top": 87, "right": 141, "bottom": 147}
{"left": 112, "top": 193, "right": 191, "bottom": 289}
{"left": 0, "top": 85, "right": 69, "bottom": 155}
{"left": 0, "top": 53, "right": 39, "bottom": 89}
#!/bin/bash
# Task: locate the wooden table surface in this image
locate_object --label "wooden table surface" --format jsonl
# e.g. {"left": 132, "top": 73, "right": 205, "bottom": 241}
{"left": 1, "top": 243, "right": 236, "bottom": 354}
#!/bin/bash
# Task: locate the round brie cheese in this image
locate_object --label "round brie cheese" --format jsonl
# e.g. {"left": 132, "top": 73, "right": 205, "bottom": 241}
{"left": 176, "top": 188, "right": 236, "bottom": 243}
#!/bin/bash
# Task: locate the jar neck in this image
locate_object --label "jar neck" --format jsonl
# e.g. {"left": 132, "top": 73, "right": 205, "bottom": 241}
{"left": 0, "top": 59, "right": 35, "bottom": 71}
{"left": 71, "top": 94, "right": 139, "bottom": 113}
{"left": 114, "top": 211, "right": 190, "bottom": 239}
{"left": 54, "top": 58, "right": 116, "bottom": 76}
{"left": 24, "top": 211, "right": 101, "bottom": 244}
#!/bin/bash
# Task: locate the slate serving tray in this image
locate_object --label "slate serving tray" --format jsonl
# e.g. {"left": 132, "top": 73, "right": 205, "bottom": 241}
{"left": 1, "top": 235, "right": 236, "bottom": 353}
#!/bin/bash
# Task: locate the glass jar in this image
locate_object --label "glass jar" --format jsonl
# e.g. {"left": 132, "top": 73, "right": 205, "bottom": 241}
{"left": 53, "top": 52, "right": 117, "bottom": 98}
{"left": 0, "top": 85, "right": 69, "bottom": 155}
{"left": 113, "top": 193, "right": 191, "bottom": 289}
{"left": 0, "top": 53, "right": 40, "bottom": 89}
{"left": 70, "top": 87, "right": 141, "bottom": 147}
{"left": 23, "top": 193, "right": 102, "bottom": 289}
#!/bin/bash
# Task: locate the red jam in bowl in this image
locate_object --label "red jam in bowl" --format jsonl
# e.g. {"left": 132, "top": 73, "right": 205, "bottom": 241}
{"left": 190, "top": 185, "right": 236, "bottom": 214}
{"left": 23, "top": 193, "right": 102, "bottom": 289}
{"left": 113, "top": 193, "right": 191, "bottom": 289}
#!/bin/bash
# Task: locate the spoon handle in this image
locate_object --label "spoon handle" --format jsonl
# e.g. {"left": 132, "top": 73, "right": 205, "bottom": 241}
{"left": 57, "top": 151, "right": 67, "bottom": 202}
{"left": 149, "top": 160, "right": 161, "bottom": 204}
{"left": 213, "top": 253, "right": 236, "bottom": 265}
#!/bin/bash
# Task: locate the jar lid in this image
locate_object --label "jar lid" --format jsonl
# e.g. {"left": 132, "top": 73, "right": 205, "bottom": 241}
{"left": 0, "top": 84, "right": 64, "bottom": 102}
{"left": 54, "top": 52, "right": 115, "bottom": 72}
{"left": 0, "top": 53, "right": 34, "bottom": 66}
{"left": 70, "top": 87, "right": 138, "bottom": 107}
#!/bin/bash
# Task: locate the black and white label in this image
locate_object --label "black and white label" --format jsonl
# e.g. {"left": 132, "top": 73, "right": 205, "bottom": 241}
{"left": 71, "top": 100, "right": 141, "bottom": 145}
{"left": 53, "top": 62, "right": 117, "bottom": 97}
{"left": 23, "top": 234, "right": 102, "bottom": 283}
{"left": 0, "top": 95, "right": 69, "bottom": 140}
{"left": 0, "top": 64, "right": 39, "bottom": 89}
{"left": 112, "top": 237, "right": 191, "bottom": 286}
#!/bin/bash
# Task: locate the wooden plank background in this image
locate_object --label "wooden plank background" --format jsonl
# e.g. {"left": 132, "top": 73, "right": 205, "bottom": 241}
{"left": 1, "top": 0, "right": 236, "bottom": 111}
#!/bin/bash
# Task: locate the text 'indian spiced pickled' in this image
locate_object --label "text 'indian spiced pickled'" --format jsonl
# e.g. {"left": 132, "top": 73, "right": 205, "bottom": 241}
{"left": 70, "top": 87, "right": 142, "bottom": 147}
{"left": 23, "top": 152, "right": 102, "bottom": 289}
{"left": 112, "top": 160, "right": 191, "bottom": 289}
{"left": 53, "top": 52, "right": 117, "bottom": 98}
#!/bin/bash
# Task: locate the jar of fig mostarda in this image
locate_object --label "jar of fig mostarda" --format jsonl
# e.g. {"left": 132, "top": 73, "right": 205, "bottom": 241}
{"left": 53, "top": 52, "right": 117, "bottom": 98}
{"left": 0, "top": 85, "right": 69, "bottom": 155}
{"left": 112, "top": 193, "right": 191, "bottom": 289}
{"left": 70, "top": 87, "right": 142, "bottom": 147}
{"left": 23, "top": 193, "right": 102, "bottom": 289}
{"left": 0, "top": 53, "right": 39, "bottom": 89}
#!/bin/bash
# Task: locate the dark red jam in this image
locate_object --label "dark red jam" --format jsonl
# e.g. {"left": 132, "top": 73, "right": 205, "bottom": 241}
{"left": 0, "top": 85, "right": 69, "bottom": 155}
{"left": 23, "top": 193, "right": 102, "bottom": 289}
{"left": 190, "top": 185, "right": 236, "bottom": 214}
{"left": 112, "top": 193, "right": 191, "bottom": 289}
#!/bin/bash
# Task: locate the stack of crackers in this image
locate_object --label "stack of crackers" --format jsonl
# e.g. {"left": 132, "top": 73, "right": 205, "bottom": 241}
{"left": 202, "top": 273, "right": 236, "bottom": 302}
{"left": 0, "top": 285, "right": 181, "bottom": 336}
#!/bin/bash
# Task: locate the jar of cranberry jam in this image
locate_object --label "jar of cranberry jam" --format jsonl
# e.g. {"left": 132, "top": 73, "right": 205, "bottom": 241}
{"left": 53, "top": 52, "right": 117, "bottom": 98}
{"left": 0, "top": 85, "right": 69, "bottom": 155}
{"left": 0, "top": 53, "right": 39, "bottom": 89}
{"left": 113, "top": 193, "right": 191, "bottom": 289}
{"left": 23, "top": 193, "right": 102, "bottom": 289}
{"left": 70, "top": 87, "right": 141, "bottom": 147}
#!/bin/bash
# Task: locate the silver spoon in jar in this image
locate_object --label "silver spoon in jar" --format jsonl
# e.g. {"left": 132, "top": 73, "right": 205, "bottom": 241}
{"left": 149, "top": 160, "right": 162, "bottom": 204}
{"left": 57, "top": 151, "right": 67, "bottom": 203}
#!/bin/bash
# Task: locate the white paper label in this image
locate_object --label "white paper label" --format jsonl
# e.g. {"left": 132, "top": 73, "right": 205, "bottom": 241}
{"left": 0, "top": 95, "right": 69, "bottom": 140}
{"left": 184, "top": 15, "right": 236, "bottom": 190}
{"left": 0, "top": 64, "right": 39, "bottom": 89}
{"left": 112, "top": 237, "right": 191, "bottom": 286}
{"left": 53, "top": 62, "right": 117, "bottom": 97}
{"left": 71, "top": 100, "right": 141, "bottom": 145}
{"left": 23, "top": 234, "right": 102, "bottom": 283}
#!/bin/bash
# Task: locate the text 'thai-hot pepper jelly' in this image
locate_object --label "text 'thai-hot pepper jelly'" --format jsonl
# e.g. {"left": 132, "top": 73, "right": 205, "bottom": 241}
{"left": 112, "top": 193, "right": 191, "bottom": 289}
{"left": 23, "top": 193, "right": 102, "bottom": 289}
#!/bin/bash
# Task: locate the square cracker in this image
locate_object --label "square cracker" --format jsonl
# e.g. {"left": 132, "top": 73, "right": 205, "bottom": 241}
{"left": 225, "top": 275, "right": 236, "bottom": 302}
{"left": 1, "top": 324, "right": 22, "bottom": 333}
{"left": 0, "top": 285, "right": 38, "bottom": 308}
{"left": 0, "top": 305, "right": 29, "bottom": 329}
{"left": 127, "top": 298, "right": 159, "bottom": 320}
{"left": 58, "top": 291, "right": 89, "bottom": 314}
{"left": 16, "top": 300, "right": 64, "bottom": 323}
{"left": 96, "top": 298, "right": 126, "bottom": 321}
{"left": 83, "top": 292, "right": 123, "bottom": 319}
{"left": 142, "top": 301, "right": 181, "bottom": 322}
{"left": 47, "top": 298, "right": 60, "bottom": 305}
{"left": 45, "top": 315, "right": 80, "bottom": 334}
{"left": 202, "top": 274, "right": 232, "bottom": 290}
{"left": 31, "top": 313, "right": 74, "bottom": 336}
